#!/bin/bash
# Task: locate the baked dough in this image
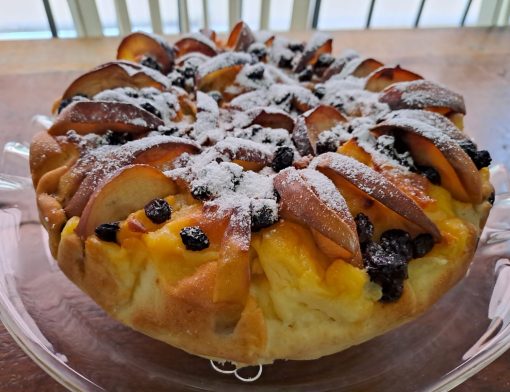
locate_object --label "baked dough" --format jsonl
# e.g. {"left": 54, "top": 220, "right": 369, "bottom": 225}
{"left": 30, "top": 23, "right": 493, "bottom": 366}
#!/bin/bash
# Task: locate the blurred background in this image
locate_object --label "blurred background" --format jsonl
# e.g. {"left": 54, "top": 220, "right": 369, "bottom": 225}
{"left": 0, "top": 0, "right": 509, "bottom": 40}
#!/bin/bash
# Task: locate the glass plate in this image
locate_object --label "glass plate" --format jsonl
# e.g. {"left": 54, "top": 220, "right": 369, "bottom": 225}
{"left": 2, "top": 140, "right": 510, "bottom": 392}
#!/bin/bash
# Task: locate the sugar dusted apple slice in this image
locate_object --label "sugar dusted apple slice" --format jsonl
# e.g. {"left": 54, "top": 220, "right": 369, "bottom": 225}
{"left": 199, "top": 28, "right": 217, "bottom": 43}
{"left": 321, "top": 51, "right": 360, "bottom": 80}
{"left": 49, "top": 101, "right": 163, "bottom": 136}
{"left": 242, "top": 107, "right": 295, "bottom": 131}
{"left": 196, "top": 52, "right": 252, "bottom": 94}
{"left": 379, "top": 80, "right": 466, "bottom": 115}
{"left": 364, "top": 66, "right": 423, "bottom": 92}
{"left": 213, "top": 204, "right": 252, "bottom": 307}
{"left": 64, "top": 136, "right": 199, "bottom": 217}
{"left": 226, "top": 21, "right": 256, "bottom": 52}
{"left": 292, "top": 105, "right": 347, "bottom": 156}
{"left": 372, "top": 117, "right": 482, "bottom": 203}
{"left": 75, "top": 164, "right": 176, "bottom": 238}
{"left": 293, "top": 33, "right": 333, "bottom": 73}
{"left": 274, "top": 167, "right": 362, "bottom": 267}
{"left": 175, "top": 32, "right": 218, "bottom": 57}
{"left": 340, "top": 57, "right": 384, "bottom": 78}
{"left": 215, "top": 137, "right": 272, "bottom": 171}
{"left": 117, "top": 32, "right": 175, "bottom": 74}
{"left": 61, "top": 61, "right": 168, "bottom": 101}
{"left": 311, "top": 152, "right": 441, "bottom": 240}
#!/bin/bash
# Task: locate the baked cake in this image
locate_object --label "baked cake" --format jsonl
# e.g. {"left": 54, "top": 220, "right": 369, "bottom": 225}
{"left": 29, "top": 22, "right": 494, "bottom": 366}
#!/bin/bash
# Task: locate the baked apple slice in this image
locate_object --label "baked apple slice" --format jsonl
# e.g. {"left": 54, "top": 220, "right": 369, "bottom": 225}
{"left": 49, "top": 101, "right": 164, "bottom": 136}
{"left": 64, "top": 137, "right": 199, "bottom": 217}
{"left": 213, "top": 205, "right": 252, "bottom": 307}
{"left": 75, "top": 164, "right": 176, "bottom": 238}
{"left": 292, "top": 105, "right": 347, "bottom": 156}
{"left": 196, "top": 52, "right": 252, "bottom": 94}
{"left": 61, "top": 61, "right": 168, "bottom": 101}
{"left": 117, "top": 32, "right": 175, "bottom": 74}
{"left": 364, "top": 66, "right": 423, "bottom": 92}
{"left": 341, "top": 58, "right": 384, "bottom": 78}
{"left": 174, "top": 33, "right": 218, "bottom": 57}
{"left": 215, "top": 137, "right": 272, "bottom": 171}
{"left": 226, "top": 21, "right": 256, "bottom": 52}
{"left": 240, "top": 107, "right": 295, "bottom": 131}
{"left": 293, "top": 33, "right": 333, "bottom": 73}
{"left": 372, "top": 117, "right": 482, "bottom": 203}
{"left": 311, "top": 153, "right": 441, "bottom": 240}
{"left": 274, "top": 167, "right": 362, "bottom": 267}
{"left": 379, "top": 80, "right": 466, "bottom": 115}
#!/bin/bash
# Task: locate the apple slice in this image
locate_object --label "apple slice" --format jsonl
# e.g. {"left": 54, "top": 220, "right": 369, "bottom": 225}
{"left": 196, "top": 52, "right": 252, "bottom": 94}
{"left": 379, "top": 80, "right": 466, "bottom": 115}
{"left": 292, "top": 105, "right": 347, "bottom": 156}
{"left": 75, "top": 164, "right": 176, "bottom": 238}
{"left": 199, "top": 28, "right": 217, "bottom": 43}
{"left": 240, "top": 107, "right": 295, "bottom": 131}
{"left": 213, "top": 205, "right": 252, "bottom": 307}
{"left": 372, "top": 117, "right": 482, "bottom": 203}
{"left": 37, "top": 192, "right": 67, "bottom": 257}
{"left": 293, "top": 33, "right": 333, "bottom": 73}
{"left": 274, "top": 167, "right": 362, "bottom": 267}
{"left": 174, "top": 33, "right": 218, "bottom": 57}
{"left": 215, "top": 137, "right": 272, "bottom": 171}
{"left": 49, "top": 101, "right": 163, "bottom": 136}
{"left": 311, "top": 152, "right": 441, "bottom": 240}
{"left": 117, "top": 32, "right": 175, "bottom": 74}
{"left": 64, "top": 136, "right": 199, "bottom": 218}
{"left": 339, "top": 57, "right": 384, "bottom": 78}
{"left": 30, "top": 131, "right": 80, "bottom": 187}
{"left": 365, "top": 66, "right": 423, "bottom": 92}
{"left": 226, "top": 21, "right": 256, "bottom": 52}
{"left": 321, "top": 51, "right": 360, "bottom": 81}
{"left": 61, "top": 61, "right": 168, "bottom": 102}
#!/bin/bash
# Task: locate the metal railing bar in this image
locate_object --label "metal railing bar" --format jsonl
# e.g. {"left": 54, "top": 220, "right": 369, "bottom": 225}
{"left": 114, "top": 0, "right": 132, "bottom": 35}
{"left": 202, "top": 0, "right": 209, "bottom": 29}
{"left": 260, "top": 0, "right": 270, "bottom": 30}
{"left": 461, "top": 0, "right": 473, "bottom": 26}
{"left": 414, "top": 0, "right": 426, "bottom": 27}
{"left": 148, "top": 0, "right": 163, "bottom": 34}
{"left": 366, "top": 0, "right": 376, "bottom": 28}
{"left": 42, "top": 0, "right": 58, "bottom": 38}
{"left": 177, "top": 0, "right": 190, "bottom": 33}
{"left": 311, "top": 0, "right": 321, "bottom": 29}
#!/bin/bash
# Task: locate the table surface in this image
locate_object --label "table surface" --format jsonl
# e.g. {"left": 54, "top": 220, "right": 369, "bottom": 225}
{"left": 1, "top": 27, "right": 510, "bottom": 391}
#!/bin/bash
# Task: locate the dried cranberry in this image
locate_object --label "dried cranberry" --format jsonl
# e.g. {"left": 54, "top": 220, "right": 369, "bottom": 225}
{"left": 141, "top": 102, "right": 162, "bottom": 119}
{"left": 412, "top": 233, "right": 434, "bottom": 258}
{"left": 380, "top": 229, "right": 413, "bottom": 262}
{"left": 251, "top": 204, "right": 278, "bottom": 232}
{"left": 355, "top": 213, "right": 374, "bottom": 244}
{"left": 140, "top": 56, "right": 162, "bottom": 72}
{"left": 315, "top": 138, "right": 338, "bottom": 154}
{"left": 298, "top": 67, "right": 313, "bottom": 82}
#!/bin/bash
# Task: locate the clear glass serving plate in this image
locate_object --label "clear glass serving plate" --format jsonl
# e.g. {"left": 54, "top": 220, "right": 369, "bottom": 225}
{"left": 1, "top": 140, "right": 510, "bottom": 392}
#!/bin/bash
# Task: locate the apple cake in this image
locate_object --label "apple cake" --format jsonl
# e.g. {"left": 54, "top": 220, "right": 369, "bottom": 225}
{"left": 30, "top": 22, "right": 494, "bottom": 366}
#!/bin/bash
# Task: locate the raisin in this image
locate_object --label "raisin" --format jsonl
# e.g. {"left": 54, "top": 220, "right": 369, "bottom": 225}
{"left": 57, "top": 98, "right": 73, "bottom": 114}
{"left": 141, "top": 102, "right": 162, "bottom": 119}
{"left": 158, "top": 126, "right": 179, "bottom": 136}
{"left": 412, "top": 233, "right": 434, "bottom": 258}
{"left": 380, "top": 229, "right": 413, "bottom": 262}
{"left": 95, "top": 222, "right": 120, "bottom": 243}
{"left": 208, "top": 91, "right": 223, "bottom": 105}
{"left": 363, "top": 241, "right": 408, "bottom": 302}
{"left": 249, "top": 44, "right": 267, "bottom": 61}
{"left": 271, "top": 146, "right": 294, "bottom": 172}
{"left": 251, "top": 204, "right": 278, "bottom": 232}
{"left": 180, "top": 226, "right": 210, "bottom": 251}
{"left": 140, "top": 56, "right": 162, "bottom": 72}
{"left": 278, "top": 52, "right": 293, "bottom": 69}
{"left": 416, "top": 165, "right": 441, "bottom": 185}
{"left": 288, "top": 42, "right": 305, "bottom": 52}
{"left": 316, "top": 138, "right": 338, "bottom": 155}
{"left": 313, "top": 84, "right": 326, "bottom": 99}
{"left": 488, "top": 191, "right": 495, "bottom": 205}
{"left": 191, "top": 185, "right": 212, "bottom": 201}
{"left": 315, "top": 53, "right": 334, "bottom": 68}
{"left": 144, "top": 198, "right": 172, "bottom": 224}
{"left": 246, "top": 64, "right": 265, "bottom": 80}
{"left": 473, "top": 150, "right": 492, "bottom": 169}
{"left": 104, "top": 131, "right": 132, "bottom": 145}
{"left": 182, "top": 65, "right": 196, "bottom": 78}
{"left": 393, "top": 136, "right": 408, "bottom": 154}
{"left": 298, "top": 67, "right": 313, "bottom": 82}
{"left": 355, "top": 213, "right": 374, "bottom": 244}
